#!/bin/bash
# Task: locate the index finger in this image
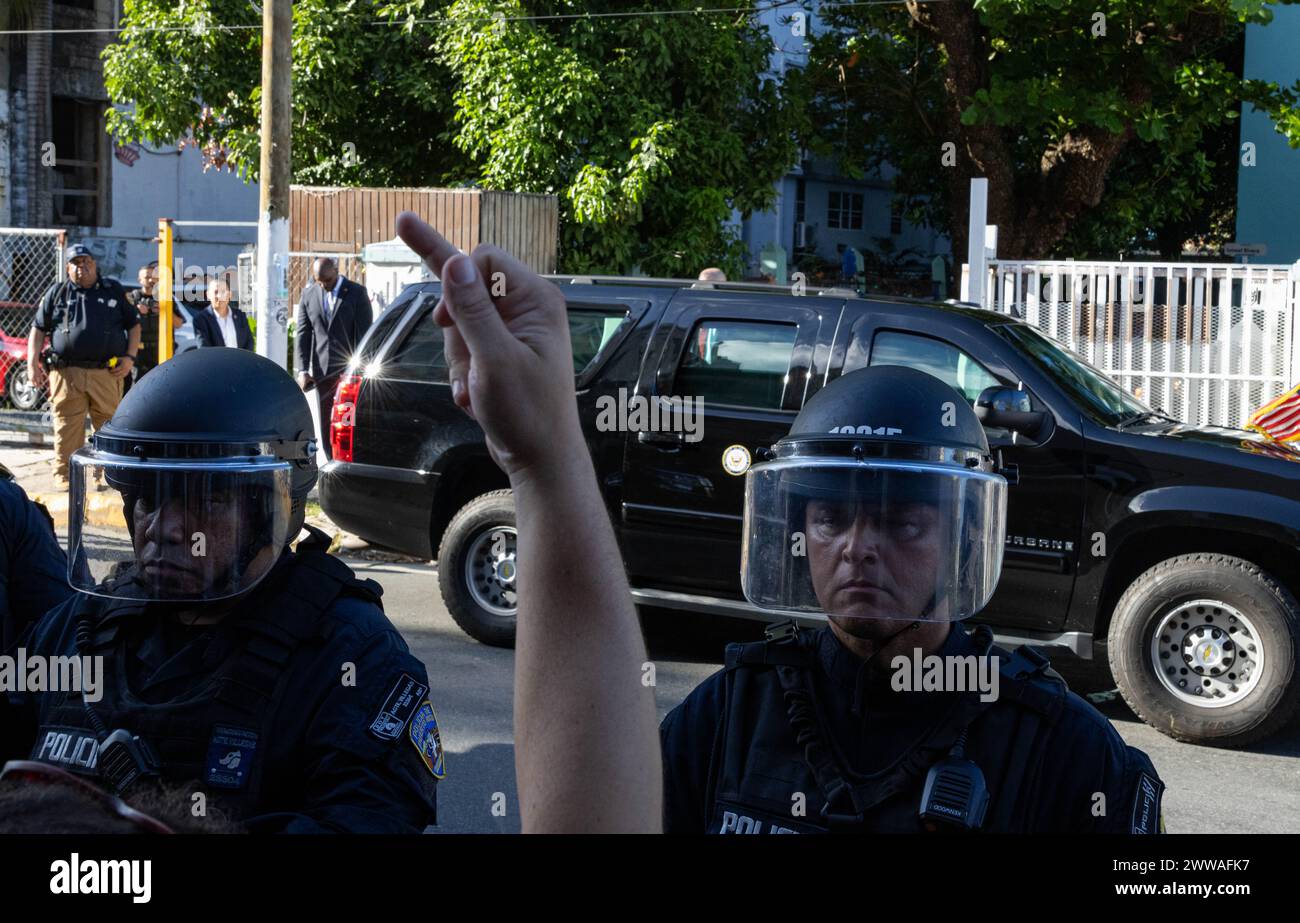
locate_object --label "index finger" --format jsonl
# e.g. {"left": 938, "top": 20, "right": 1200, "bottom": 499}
{"left": 395, "top": 212, "right": 462, "bottom": 281}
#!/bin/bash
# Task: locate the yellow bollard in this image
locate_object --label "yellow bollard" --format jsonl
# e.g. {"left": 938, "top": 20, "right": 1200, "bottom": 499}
{"left": 158, "top": 218, "right": 175, "bottom": 365}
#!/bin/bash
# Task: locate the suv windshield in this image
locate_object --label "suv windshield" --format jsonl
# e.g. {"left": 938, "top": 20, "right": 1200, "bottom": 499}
{"left": 994, "top": 323, "right": 1151, "bottom": 427}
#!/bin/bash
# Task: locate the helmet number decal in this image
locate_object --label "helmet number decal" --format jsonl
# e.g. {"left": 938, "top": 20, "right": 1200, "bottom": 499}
{"left": 722, "top": 444, "right": 751, "bottom": 476}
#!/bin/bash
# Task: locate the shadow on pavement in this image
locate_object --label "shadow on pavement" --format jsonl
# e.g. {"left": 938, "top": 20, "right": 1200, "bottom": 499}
{"left": 427, "top": 742, "right": 519, "bottom": 834}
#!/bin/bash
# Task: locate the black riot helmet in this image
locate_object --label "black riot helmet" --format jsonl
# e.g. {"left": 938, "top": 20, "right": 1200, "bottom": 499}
{"left": 67, "top": 348, "right": 318, "bottom": 603}
{"left": 740, "top": 365, "right": 1008, "bottom": 622}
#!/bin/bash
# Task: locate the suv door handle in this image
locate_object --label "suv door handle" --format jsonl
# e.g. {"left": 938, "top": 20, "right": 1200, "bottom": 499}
{"left": 637, "top": 431, "right": 685, "bottom": 451}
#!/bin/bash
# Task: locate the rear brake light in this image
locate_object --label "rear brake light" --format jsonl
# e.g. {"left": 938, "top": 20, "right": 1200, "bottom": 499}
{"left": 331, "top": 374, "right": 362, "bottom": 463}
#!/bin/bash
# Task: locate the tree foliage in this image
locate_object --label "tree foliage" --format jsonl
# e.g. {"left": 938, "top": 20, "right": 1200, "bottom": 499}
{"left": 797, "top": 0, "right": 1300, "bottom": 259}
{"left": 102, "top": 0, "right": 800, "bottom": 275}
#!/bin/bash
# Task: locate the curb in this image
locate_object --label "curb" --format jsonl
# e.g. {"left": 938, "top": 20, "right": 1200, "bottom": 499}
{"left": 33, "top": 489, "right": 126, "bottom": 532}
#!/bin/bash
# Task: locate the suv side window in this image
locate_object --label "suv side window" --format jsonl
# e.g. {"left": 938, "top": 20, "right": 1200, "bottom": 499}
{"left": 382, "top": 299, "right": 448, "bottom": 382}
{"left": 568, "top": 306, "right": 628, "bottom": 373}
{"left": 357, "top": 289, "right": 427, "bottom": 369}
{"left": 853, "top": 330, "right": 1001, "bottom": 404}
{"left": 673, "top": 320, "right": 798, "bottom": 410}
{"left": 382, "top": 300, "right": 630, "bottom": 383}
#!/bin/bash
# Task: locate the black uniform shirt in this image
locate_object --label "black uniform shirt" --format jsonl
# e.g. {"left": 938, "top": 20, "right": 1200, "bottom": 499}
{"left": 811, "top": 622, "right": 977, "bottom": 774}
{"left": 0, "top": 477, "right": 73, "bottom": 653}
{"left": 661, "top": 624, "right": 1165, "bottom": 833}
{"left": 124, "top": 289, "right": 162, "bottom": 372}
{"left": 34, "top": 276, "right": 138, "bottom": 362}
{"left": 7, "top": 551, "right": 441, "bottom": 834}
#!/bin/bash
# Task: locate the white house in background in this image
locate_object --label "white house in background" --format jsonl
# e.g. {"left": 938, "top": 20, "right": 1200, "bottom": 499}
{"left": 732, "top": 3, "right": 950, "bottom": 281}
{"left": 0, "top": 0, "right": 258, "bottom": 285}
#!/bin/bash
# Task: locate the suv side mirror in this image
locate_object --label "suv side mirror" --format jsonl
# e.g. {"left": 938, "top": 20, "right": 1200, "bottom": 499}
{"left": 975, "top": 386, "right": 1047, "bottom": 436}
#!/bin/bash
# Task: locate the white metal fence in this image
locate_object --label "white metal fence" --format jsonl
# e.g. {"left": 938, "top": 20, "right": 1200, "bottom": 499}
{"left": 975, "top": 260, "right": 1300, "bottom": 429}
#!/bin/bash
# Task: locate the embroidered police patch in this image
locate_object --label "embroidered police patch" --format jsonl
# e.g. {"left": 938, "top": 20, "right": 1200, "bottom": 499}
{"left": 408, "top": 699, "right": 446, "bottom": 779}
{"left": 368, "top": 673, "right": 428, "bottom": 741}
{"left": 1130, "top": 770, "right": 1164, "bottom": 834}
{"left": 205, "top": 726, "right": 258, "bottom": 789}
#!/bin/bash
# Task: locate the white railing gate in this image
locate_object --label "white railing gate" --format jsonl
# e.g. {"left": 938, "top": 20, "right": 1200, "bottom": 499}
{"left": 971, "top": 259, "right": 1300, "bottom": 430}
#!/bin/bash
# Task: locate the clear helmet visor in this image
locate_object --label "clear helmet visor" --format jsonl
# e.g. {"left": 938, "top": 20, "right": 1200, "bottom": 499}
{"left": 67, "top": 449, "right": 293, "bottom": 602}
{"left": 741, "top": 457, "right": 1007, "bottom": 622}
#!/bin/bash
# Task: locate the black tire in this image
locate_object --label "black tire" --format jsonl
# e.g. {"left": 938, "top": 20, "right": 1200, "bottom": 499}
{"left": 1108, "top": 553, "right": 1300, "bottom": 747}
{"left": 437, "top": 489, "right": 518, "bottom": 648}
{"left": 7, "top": 363, "right": 40, "bottom": 411}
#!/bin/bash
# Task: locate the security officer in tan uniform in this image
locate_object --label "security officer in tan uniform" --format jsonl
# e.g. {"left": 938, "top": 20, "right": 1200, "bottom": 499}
{"left": 27, "top": 244, "right": 141, "bottom": 490}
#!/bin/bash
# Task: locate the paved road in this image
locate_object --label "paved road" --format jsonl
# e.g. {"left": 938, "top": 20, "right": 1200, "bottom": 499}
{"left": 367, "top": 558, "right": 1300, "bottom": 835}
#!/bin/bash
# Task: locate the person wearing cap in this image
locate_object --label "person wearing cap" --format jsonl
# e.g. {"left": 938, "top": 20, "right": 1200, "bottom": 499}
{"left": 660, "top": 365, "right": 1165, "bottom": 833}
{"left": 28, "top": 244, "right": 141, "bottom": 491}
{"left": 2, "top": 348, "right": 440, "bottom": 833}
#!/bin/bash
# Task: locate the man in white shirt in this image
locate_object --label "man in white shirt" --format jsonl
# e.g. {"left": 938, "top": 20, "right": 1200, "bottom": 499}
{"left": 196, "top": 278, "right": 253, "bottom": 351}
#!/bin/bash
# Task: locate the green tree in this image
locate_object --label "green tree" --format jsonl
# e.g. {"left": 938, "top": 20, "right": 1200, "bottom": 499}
{"left": 103, "top": 0, "right": 467, "bottom": 185}
{"left": 797, "top": 0, "right": 1300, "bottom": 260}
{"left": 103, "top": 0, "right": 800, "bottom": 275}
{"left": 432, "top": 0, "right": 801, "bottom": 275}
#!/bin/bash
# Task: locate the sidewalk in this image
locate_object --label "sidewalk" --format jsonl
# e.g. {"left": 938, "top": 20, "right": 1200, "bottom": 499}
{"left": 0, "top": 436, "right": 124, "bottom": 531}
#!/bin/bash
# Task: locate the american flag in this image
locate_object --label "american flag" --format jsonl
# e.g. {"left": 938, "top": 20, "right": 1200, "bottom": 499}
{"left": 1248, "top": 384, "right": 1300, "bottom": 442}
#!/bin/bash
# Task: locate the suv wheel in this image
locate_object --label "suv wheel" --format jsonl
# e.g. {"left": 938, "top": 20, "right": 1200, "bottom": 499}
{"left": 1108, "top": 553, "right": 1300, "bottom": 747}
{"left": 437, "top": 490, "right": 518, "bottom": 648}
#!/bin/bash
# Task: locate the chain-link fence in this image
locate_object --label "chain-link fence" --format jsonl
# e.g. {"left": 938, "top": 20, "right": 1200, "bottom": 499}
{"left": 0, "top": 229, "right": 64, "bottom": 418}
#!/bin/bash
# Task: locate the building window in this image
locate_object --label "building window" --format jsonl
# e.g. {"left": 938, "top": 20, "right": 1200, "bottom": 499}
{"left": 51, "top": 97, "right": 110, "bottom": 228}
{"left": 890, "top": 201, "right": 903, "bottom": 235}
{"left": 827, "top": 191, "right": 863, "bottom": 230}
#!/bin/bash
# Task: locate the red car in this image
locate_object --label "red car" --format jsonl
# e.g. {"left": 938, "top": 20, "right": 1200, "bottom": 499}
{"left": 0, "top": 328, "right": 42, "bottom": 411}
{"left": 0, "top": 297, "right": 43, "bottom": 412}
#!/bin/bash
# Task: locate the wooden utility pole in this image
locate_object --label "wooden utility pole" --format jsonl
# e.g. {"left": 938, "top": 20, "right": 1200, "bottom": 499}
{"left": 254, "top": 0, "right": 292, "bottom": 366}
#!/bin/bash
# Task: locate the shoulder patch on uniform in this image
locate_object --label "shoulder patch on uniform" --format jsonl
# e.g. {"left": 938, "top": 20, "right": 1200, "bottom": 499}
{"left": 408, "top": 699, "right": 446, "bottom": 779}
{"left": 205, "top": 726, "right": 258, "bottom": 789}
{"left": 368, "top": 673, "right": 428, "bottom": 741}
{"left": 1130, "top": 770, "right": 1164, "bottom": 834}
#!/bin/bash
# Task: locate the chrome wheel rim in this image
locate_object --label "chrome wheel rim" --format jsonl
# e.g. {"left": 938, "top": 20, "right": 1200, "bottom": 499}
{"left": 1150, "top": 599, "right": 1263, "bottom": 708}
{"left": 464, "top": 525, "right": 518, "bottom": 617}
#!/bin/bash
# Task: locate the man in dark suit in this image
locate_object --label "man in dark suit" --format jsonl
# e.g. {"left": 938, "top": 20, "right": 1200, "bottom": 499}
{"left": 193, "top": 277, "right": 254, "bottom": 351}
{"left": 294, "top": 258, "right": 372, "bottom": 459}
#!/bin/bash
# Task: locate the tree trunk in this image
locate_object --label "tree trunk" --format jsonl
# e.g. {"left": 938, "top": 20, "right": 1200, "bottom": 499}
{"left": 912, "top": 1, "right": 1153, "bottom": 261}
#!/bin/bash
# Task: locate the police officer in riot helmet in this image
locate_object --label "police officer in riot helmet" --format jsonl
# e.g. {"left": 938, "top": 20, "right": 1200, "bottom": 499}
{"left": 661, "top": 365, "right": 1165, "bottom": 834}
{"left": 4, "top": 348, "right": 442, "bottom": 832}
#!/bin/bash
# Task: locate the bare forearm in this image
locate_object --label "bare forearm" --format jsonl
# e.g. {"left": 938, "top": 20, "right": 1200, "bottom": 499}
{"left": 28, "top": 328, "right": 45, "bottom": 359}
{"left": 126, "top": 325, "right": 142, "bottom": 355}
{"left": 511, "top": 436, "right": 662, "bottom": 833}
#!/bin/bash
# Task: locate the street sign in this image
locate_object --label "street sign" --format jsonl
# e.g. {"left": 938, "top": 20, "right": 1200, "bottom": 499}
{"left": 1225, "top": 243, "right": 1268, "bottom": 256}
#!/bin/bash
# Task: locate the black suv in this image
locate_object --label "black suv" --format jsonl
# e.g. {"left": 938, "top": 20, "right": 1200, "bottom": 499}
{"left": 319, "top": 277, "right": 1300, "bottom": 747}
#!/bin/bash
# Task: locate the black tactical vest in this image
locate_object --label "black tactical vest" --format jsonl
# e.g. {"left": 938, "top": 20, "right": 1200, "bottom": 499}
{"left": 29, "top": 529, "right": 382, "bottom": 817}
{"left": 707, "top": 625, "right": 1068, "bottom": 834}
